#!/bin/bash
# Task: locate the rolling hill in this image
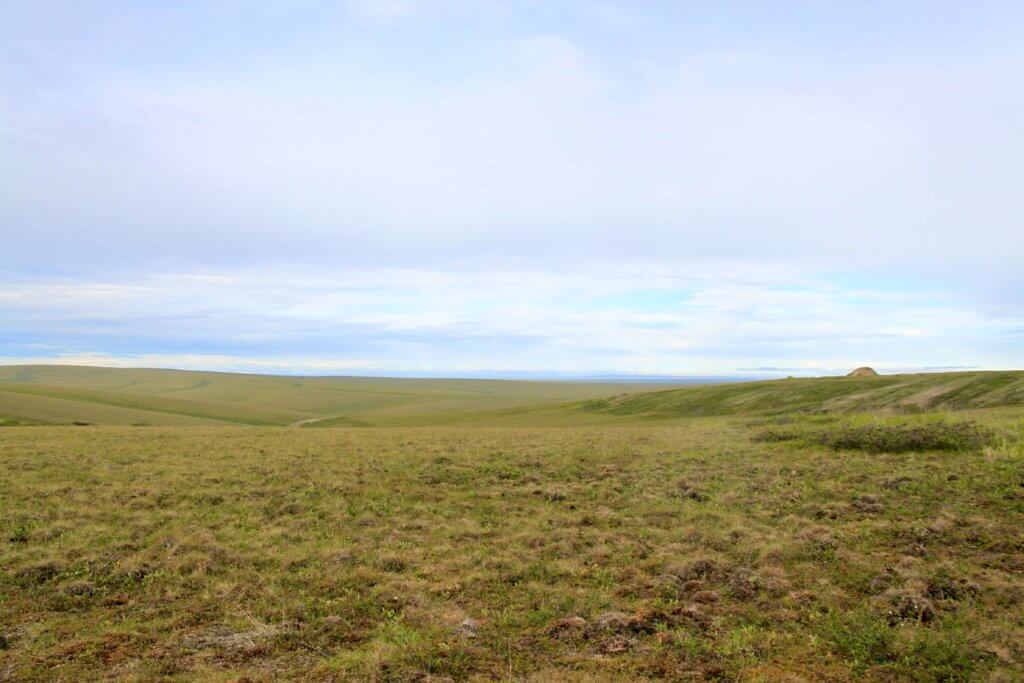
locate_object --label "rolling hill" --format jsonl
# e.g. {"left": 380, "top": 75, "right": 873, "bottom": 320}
{"left": 2, "top": 365, "right": 1022, "bottom": 427}
{"left": 0, "top": 365, "right": 672, "bottom": 427}
{"left": 581, "top": 370, "right": 1024, "bottom": 418}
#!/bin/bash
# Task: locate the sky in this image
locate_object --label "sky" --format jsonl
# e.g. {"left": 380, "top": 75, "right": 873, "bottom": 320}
{"left": 1, "top": 1, "right": 1022, "bottom": 378}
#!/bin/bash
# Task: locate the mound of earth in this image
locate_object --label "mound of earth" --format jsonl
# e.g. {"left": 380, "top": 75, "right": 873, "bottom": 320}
{"left": 847, "top": 367, "right": 879, "bottom": 377}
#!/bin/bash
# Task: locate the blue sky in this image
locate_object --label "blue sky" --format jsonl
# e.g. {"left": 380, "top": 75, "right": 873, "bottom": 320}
{"left": 1, "top": 1, "right": 1022, "bottom": 377}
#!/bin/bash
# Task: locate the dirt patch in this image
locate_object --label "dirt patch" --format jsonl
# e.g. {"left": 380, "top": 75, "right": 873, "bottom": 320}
{"left": 675, "top": 479, "right": 709, "bottom": 502}
{"left": 58, "top": 580, "right": 97, "bottom": 596}
{"left": 851, "top": 494, "right": 885, "bottom": 514}
{"left": 453, "top": 618, "right": 480, "bottom": 639}
{"left": 182, "top": 623, "right": 285, "bottom": 659}
{"left": 542, "top": 615, "right": 588, "bottom": 638}
{"left": 666, "top": 558, "right": 719, "bottom": 582}
{"left": 900, "top": 385, "right": 957, "bottom": 409}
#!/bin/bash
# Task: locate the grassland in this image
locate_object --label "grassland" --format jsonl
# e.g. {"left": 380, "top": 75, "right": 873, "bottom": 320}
{"left": 583, "top": 370, "right": 1024, "bottom": 418}
{"left": 1, "top": 367, "right": 1023, "bottom": 680}
{"left": 2, "top": 366, "right": 1023, "bottom": 428}
{"left": 0, "top": 365, "right": 673, "bottom": 428}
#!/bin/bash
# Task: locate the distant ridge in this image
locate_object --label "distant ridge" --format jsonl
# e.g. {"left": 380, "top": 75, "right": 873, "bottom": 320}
{"left": 0, "top": 364, "right": 685, "bottom": 427}
{"left": 3, "top": 365, "right": 1022, "bottom": 426}
{"left": 582, "top": 370, "right": 1024, "bottom": 418}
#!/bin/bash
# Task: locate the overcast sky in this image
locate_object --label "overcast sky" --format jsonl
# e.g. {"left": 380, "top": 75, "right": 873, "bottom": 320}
{"left": 2, "top": 1, "right": 1022, "bottom": 377}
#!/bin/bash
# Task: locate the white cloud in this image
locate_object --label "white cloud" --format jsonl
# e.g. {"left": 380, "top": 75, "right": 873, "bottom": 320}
{"left": 0, "top": 352, "right": 378, "bottom": 374}
{"left": 1, "top": 3, "right": 1022, "bottom": 373}
{"left": 2, "top": 265, "right": 1019, "bottom": 375}
{"left": 344, "top": 0, "right": 420, "bottom": 19}
{"left": 4, "top": 28, "right": 1022, "bottom": 277}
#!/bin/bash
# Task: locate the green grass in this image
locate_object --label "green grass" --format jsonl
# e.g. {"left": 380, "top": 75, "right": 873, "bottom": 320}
{"left": 4, "top": 366, "right": 1024, "bottom": 428}
{"left": 817, "top": 418, "right": 996, "bottom": 453}
{"left": 1, "top": 367, "right": 1023, "bottom": 679}
{"left": 583, "top": 371, "right": 1024, "bottom": 418}
{"left": 1, "top": 412, "right": 1022, "bottom": 680}
{"left": 0, "top": 365, "right": 679, "bottom": 427}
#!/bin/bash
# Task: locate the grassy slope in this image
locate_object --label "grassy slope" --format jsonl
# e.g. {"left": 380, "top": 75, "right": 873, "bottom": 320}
{"left": 0, "top": 365, "right": 671, "bottom": 427}
{"left": 3, "top": 366, "right": 1024, "bottom": 427}
{"left": 582, "top": 371, "right": 1024, "bottom": 419}
{"left": 0, "top": 390, "right": 226, "bottom": 427}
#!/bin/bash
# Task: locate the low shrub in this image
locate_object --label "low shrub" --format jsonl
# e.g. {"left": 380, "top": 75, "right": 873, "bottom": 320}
{"left": 751, "top": 427, "right": 803, "bottom": 443}
{"left": 818, "top": 420, "right": 994, "bottom": 453}
{"left": 820, "top": 610, "right": 896, "bottom": 670}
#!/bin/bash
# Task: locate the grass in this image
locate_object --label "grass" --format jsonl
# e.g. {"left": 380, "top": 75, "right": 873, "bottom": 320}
{"left": 3, "top": 366, "right": 1024, "bottom": 429}
{"left": 752, "top": 417, "right": 1000, "bottom": 453}
{"left": 1, "top": 409, "right": 1022, "bottom": 680}
{"left": 817, "top": 419, "right": 996, "bottom": 453}
{"left": 583, "top": 370, "right": 1024, "bottom": 418}
{"left": 0, "top": 365, "right": 682, "bottom": 427}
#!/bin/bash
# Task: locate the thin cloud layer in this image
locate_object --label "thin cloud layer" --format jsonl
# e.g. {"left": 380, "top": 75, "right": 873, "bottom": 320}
{"left": 2, "top": 267, "right": 1019, "bottom": 376}
{"left": 1, "top": 2, "right": 1021, "bottom": 374}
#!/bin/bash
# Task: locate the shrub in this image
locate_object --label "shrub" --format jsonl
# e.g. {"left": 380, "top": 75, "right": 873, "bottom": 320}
{"left": 751, "top": 427, "right": 803, "bottom": 443}
{"left": 897, "top": 618, "right": 991, "bottom": 681}
{"left": 818, "top": 420, "right": 994, "bottom": 453}
{"left": 7, "top": 521, "right": 31, "bottom": 544}
{"left": 820, "top": 610, "right": 895, "bottom": 670}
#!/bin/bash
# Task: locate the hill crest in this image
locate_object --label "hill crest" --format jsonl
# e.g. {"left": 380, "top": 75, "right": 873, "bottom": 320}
{"left": 582, "top": 370, "right": 1024, "bottom": 418}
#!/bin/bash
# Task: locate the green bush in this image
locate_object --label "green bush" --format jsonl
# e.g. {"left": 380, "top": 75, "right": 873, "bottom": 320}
{"left": 818, "top": 420, "right": 994, "bottom": 453}
{"left": 751, "top": 427, "right": 803, "bottom": 443}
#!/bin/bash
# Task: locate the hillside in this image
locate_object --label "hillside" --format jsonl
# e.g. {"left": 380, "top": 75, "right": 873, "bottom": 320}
{"left": 3, "top": 366, "right": 1022, "bottom": 427}
{"left": 581, "top": 370, "right": 1024, "bottom": 418}
{"left": 0, "top": 365, "right": 671, "bottom": 427}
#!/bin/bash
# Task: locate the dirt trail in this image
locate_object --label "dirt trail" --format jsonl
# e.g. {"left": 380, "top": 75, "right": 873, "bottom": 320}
{"left": 287, "top": 417, "right": 328, "bottom": 428}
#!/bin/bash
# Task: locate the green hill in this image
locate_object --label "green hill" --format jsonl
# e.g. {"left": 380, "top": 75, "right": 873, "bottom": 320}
{"left": 581, "top": 370, "right": 1024, "bottom": 418}
{"left": 3, "top": 365, "right": 1022, "bottom": 427}
{"left": 0, "top": 365, "right": 670, "bottom": 427}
